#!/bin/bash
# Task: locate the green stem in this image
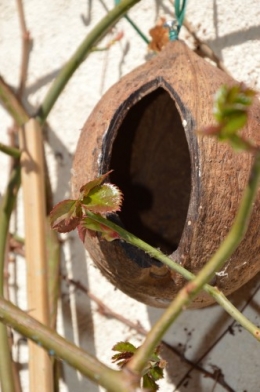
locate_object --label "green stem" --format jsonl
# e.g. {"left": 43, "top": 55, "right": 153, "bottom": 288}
{"left": 0, "top": 298, "right": 139, "bottom": 392}
{"left": 0, "top": 165, "right": 20, "bottom": 291}
{"left": 86, "top": 212, "right": 260, "bottom": 340}
{"left": 0, "top": 76, "right": 29, "bottom": 126}
{"left": 0, "top": 143, "right": 21, "bottom": 159}
{"left": 37, "top": 0, "right": 141, "bottom": 124}
{"left": 86, "top": 149, "right": 260, "bottom": 344}
{"left": 126, "top": 151, "right": 260, "bottom": 374}
{"left": 0, "top": 325, "right": 15, "bottom": 392}
{"left": 0, "top": 164, "right": 21, "bottom": 392}
{"left": 46, "top": 222, "right": 61, "bottom": 330}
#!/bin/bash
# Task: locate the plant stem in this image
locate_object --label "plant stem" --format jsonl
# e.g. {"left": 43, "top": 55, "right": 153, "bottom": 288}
{"left": 0, "top": 164, "right": 20, "bottom": 295}
{"left": 0, "top": 164, "right": 21, "bottom": 392}
{"left": 0, "top": 143, "right": 21, "bottom": 159}
{"left": 86, "top": 149, "right": 260, "bottom": 343}
{"left": 0, "top": 298, "right": 140, "bottom": 392}
{"left": 37, "top": 0, "right": 141, "bottom": 124}
{"left": 125, "top": 151, "right": 260, "bottom": 374}
{"left": 46, "top": 222, "right": 61, "bottom": 330}
{"left": 0, "top": 76, "right": 29, "bottom": 126}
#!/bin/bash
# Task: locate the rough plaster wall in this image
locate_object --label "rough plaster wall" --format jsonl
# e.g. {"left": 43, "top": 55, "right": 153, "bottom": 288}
{"left": 0, "top": 1, "right": 260, "bottom": 391}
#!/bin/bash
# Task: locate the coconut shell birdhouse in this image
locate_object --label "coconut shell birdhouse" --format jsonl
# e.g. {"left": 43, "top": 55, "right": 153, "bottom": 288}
{"left": 72, "top": 40, "right": 260, "bottom": 308}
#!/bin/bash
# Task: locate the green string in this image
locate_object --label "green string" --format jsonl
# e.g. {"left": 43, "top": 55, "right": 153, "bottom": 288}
{"left": 115, "top": 0, "right": 150, "bottom": 44}
{"left": 168, "top": 0, "right": 188, "bottom": 41}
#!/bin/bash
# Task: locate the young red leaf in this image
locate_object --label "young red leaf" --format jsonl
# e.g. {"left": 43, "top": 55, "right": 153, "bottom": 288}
{"left": 111, "top": 351, "right": 134, "bottom": 366}
{"left": 82, "top": 183, "right": 123, "bottom": 214}
{"left": 79, "top": 171, "right": 112, "bottom": 198}
{"left": 77, "top": 223, "right": 88, "bottom": 243}
{"left": 50, "top": 199, "right": 82, "bottom": 233}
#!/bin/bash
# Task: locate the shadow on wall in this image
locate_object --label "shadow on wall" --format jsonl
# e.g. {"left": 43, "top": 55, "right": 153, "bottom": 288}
{"left": 211, "top": 0, "right": 260, "bottom": 61}
{"left": 147, "top": 273, "right": 260, "bottom": 392}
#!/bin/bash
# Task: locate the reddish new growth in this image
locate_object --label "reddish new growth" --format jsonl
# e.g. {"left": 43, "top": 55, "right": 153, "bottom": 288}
{"left": 50, "top": 171, "right": 123, "bottom": 242}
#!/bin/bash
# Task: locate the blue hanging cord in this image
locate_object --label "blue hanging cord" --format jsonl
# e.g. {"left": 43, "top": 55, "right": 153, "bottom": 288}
{"left": 114, "top": 0, "right": 150, "bottom": 44}
{"left": 165, "top": 0, "right": 188, "bottom": 41}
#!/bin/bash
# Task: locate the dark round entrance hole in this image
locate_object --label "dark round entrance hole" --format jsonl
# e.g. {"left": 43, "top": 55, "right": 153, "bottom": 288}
{"left": 109, "top": 87, "right": 191, "bottom": 254}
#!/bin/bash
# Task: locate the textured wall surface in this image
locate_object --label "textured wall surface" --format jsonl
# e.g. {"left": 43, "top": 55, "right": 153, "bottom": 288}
{"left": 0, "top": 1, "right": 260, "bottom": 391}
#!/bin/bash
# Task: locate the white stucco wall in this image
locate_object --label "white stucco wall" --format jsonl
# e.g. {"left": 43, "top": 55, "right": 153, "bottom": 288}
{"left": 0, "top": 1, "right": 260, "bottom": 391}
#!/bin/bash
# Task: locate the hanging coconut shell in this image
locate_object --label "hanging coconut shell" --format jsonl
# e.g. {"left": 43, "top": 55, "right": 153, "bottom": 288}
{"left": 72, "top": 40, "right": 260, "bottom": 308}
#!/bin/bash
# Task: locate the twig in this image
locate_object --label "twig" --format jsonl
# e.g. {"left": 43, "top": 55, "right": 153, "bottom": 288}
{"left": 0, "top": 143, "right": 21, "bottom": 159}
{"left": 36, "top": 0, "right": 141, "bottom": 124}
{"left": 125, "top": 151, "right": 260, "bottom": 374}
{"left": 183, "top": 19, "right": 230, "bottom": 75}
{"left": 0, "top": 164, "right": 21, "bottom": 392}
{"left": 85, "top": 211, "right": 260, "bottom": 341}
{"left": 0, "top": 297, "right": 140, "bottom": 392}
{"left": 16, "top": 0, "right": 32, "bottom": 97}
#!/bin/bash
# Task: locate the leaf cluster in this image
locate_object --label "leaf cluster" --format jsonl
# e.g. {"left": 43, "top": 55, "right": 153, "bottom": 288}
{"left": 50, "top": 171, "right": 123, "bottom": 242}
{"left": 201, "top": 84, "right": 257, "bottom": 151}
{"left": 112, "top": 342, "right": 166, "bottom": 391}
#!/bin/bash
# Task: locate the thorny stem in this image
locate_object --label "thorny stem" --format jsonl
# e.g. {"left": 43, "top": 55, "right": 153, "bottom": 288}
{"left": 85, "top": 213, "right": 260, "bottom": 340}
{"left": 64, "top": 275, "right": 235, "bottom": 392}
{"left": 86, "top": 151, "right": 260, "bottom": 346}
{"left": 37, "top": 0, "right": 141, "bottom": 124}
{"left": 0, "top": 298, "right": 140, "bottom": 392}
{"left": 126, "top": 151, "right": 260, "bottom": 374}
{"left": 0, "top": 164, "right": 21, "bottom": 392}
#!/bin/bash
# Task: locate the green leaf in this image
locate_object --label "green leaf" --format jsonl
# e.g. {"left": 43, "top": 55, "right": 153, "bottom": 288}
{"left": 142, "top": 374, "right": 159, "bottom": 391}
{"left": 111, "top": 342, "right": 137, "bottom": 368}
{"left": 209, "top": 83, "right": 257, "bottom": 151}
{"left": 112, "top": 341, "right": 137, "bottom": 354}
{"left": 50, "top": 199, "right": 82, "bottom": 233}
{"left": 228, "top": 134, "right": 254, "bottom": 152}
{"left": 149, "top": 366, "right": 164, "bottom": 381}
{"left": 221, "top": 112, "right": 247, "bottom": 135}
{"left": 79, "top": 171, "right": 112, "bottom": 198}
{"left": 213, "top": 85, "right": 228, "bottom": 121}
{"left": 82, "top": 183, "right": 123, "bottom": 213}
